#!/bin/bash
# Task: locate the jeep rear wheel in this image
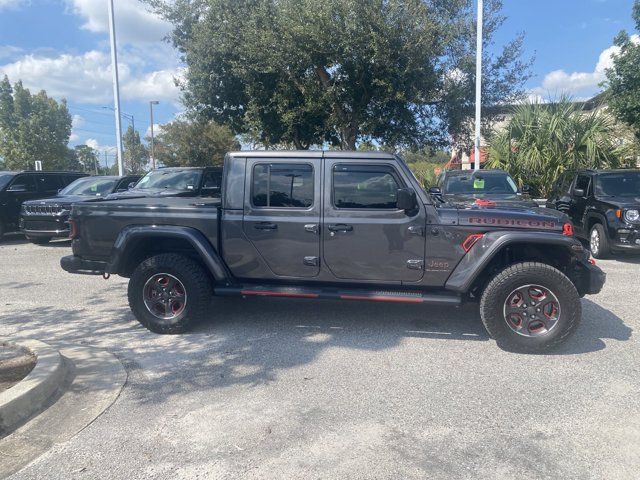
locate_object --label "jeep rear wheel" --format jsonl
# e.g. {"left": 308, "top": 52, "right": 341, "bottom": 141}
{"left": 479, "top": 262, "right": 581, "bottom": 353}
{"left": 128, "top": 253, "right": 213, "bottom": 334}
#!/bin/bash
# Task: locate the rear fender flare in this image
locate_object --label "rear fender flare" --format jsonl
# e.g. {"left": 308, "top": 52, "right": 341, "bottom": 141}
{"left": 107, "top": 225, "right": 232, "bottom": 283}
{"left": 445, "top": 231, "right": 585, "bottom": 293}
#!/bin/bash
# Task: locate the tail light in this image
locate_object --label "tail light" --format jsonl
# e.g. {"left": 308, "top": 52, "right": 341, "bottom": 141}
{"left": 562, "top": 223, "right": 574, "bottom": 236}
{"left": 69, "top": 219, "right": 78, "bottom": 239}
{"left": 462, "top": 233, "right": 484, "bottom": 252}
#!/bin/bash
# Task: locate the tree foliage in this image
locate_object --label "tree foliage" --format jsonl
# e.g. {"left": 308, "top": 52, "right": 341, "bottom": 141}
{"left": 605, "top": 0, "right": 640, "bottom": 141}
{"left": 487, "top": 99, "right": 629, "bottom": 197}
{"left": 123, "top": 126, "right": 149, "bottom": 174}
{"left": 72, "top": 144, "right": 100, "bottom": 174}
{"left": 0, "top": 75, "right": 73, "bottom": 170}
{"left": 146, "top": 0, "right": 530, "bottom": 150}
{"left": 153, "top": 119, "right": 240, "bottom": 167}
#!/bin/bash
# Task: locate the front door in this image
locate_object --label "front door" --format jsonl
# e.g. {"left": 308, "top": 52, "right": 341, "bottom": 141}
{"left": 243, "top": 158, "right": 321, "bottom": 278}
{"left": 4, "top": 175, "right": 39, "bottom": 228}
{"left": 322, "top": 160, "right": 426, "bottom": 282}
{"left": 569, "top": 174, "right": 591, "bottom": 237}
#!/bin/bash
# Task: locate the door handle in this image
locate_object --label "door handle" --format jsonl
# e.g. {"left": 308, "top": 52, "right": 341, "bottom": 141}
{"left": 304, "top": 224, "right": 319, "bottom": 234}
{"left": 254, "top": 222, "right": 278, "bottom": 230}
{"left": 328, "top": 224, "right": 353, "bottom": 232}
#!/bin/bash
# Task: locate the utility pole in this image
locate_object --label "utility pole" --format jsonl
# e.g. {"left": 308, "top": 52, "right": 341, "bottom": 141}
{"left": 149, "top": 100, "right": 159, "bottom": 169}
{"left": 474, "top": 0, "right": 483, "bottom": 171}
{"left": 108, "top": 0, "right": 124, "bottom": 176}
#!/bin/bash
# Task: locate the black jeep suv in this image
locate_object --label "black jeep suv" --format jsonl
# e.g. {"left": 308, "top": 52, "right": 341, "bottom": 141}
{"left": 0, "top": 170, "right": 87, "bottom": 239}
{"left": 546, "top": 169, "right": 640, "bottom": 258}
{"left": 20, "top": 175, "right": 141, "bottom": 244}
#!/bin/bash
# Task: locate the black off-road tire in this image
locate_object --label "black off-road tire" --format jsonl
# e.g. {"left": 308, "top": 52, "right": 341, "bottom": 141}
{"left": 479, "top": 262, "right": 581, "bottom": 353}
{"left": 128, "top": 253, "right": 213, "bottom": 334}
{"left": 589, "top": 223, "right": 610, "bottom": 259}
{"left": 27, "top": 236, "right": 51, "bottom": 245}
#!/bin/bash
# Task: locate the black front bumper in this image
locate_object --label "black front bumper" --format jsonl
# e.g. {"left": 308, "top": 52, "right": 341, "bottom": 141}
{"left": 20, "top": 215, "right": 70, "bottom": 239}
{"left": 611, "top": 226, "right": 640, "bottom": 253}
{"left": 61, "top": 255, "right": 108, "bottom": 275}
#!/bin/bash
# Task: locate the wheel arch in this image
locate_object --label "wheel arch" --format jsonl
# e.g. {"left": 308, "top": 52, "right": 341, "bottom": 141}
{"left": 445, "top": 231, "right": 586, "bottom": 296}
{"left": 585, "top": 211, "right": 610, "bottom": 238}
{"left": 107, "top": 225, "right": 232, "bottom": 284}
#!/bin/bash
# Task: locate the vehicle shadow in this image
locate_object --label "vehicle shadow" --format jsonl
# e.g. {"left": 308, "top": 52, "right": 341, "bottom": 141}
{"left": 609, "top": 255, "right": 640, "bottom": 265}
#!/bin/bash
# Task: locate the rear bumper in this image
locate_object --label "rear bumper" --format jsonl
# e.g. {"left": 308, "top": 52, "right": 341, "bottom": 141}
{"left": 60, "top": 255, "right": 108, "bottom": 275}
{"left": 580, "top": 260, "right": 606, "bottom": 295}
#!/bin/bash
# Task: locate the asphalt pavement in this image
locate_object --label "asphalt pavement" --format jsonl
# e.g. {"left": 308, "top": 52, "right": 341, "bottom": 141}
{"left": 0, "top": 235, "right": 638, "bottom": 479}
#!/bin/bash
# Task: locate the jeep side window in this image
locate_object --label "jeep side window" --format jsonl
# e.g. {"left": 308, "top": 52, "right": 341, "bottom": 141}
{"left": 36, "top": 174, "right": 62, "bottom": 193}
{"left": 333, "top": 165, "right": 401, "bottom": 209}
{"left": 7, "top": 175, "right": 36, "bottom": 192}
{"left": 252, "top": 163, "right": 313, "bottom": 208}
{"left": 574, "top": 174, "right": 591, "bottom": 196}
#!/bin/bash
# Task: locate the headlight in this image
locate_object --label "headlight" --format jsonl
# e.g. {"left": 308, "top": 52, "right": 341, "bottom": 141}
{"left": 624, "top": 209, "right": 640, "bottom": 223}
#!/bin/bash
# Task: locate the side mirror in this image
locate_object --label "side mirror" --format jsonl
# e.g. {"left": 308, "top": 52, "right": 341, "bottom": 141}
{"left": 573, "top": 188, "right": 585, "bottom": 198}
{"left": 428, "top": 186, "right": 442, "bottom": 195}
{"left": 521, "top": 184, "right": 530, "bottom": 194}
{"left": 397, "top": 188, "right": 418, "bottom": 212}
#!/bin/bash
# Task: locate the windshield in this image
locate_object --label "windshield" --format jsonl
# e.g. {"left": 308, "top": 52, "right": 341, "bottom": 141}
{"left": 0, "top": 173, "right": 13, "bottom": 190}
{"left": 59, "top": 177, "right": 118, "bottom": 196}
{"left": 133, "top": 170, "right": 202, "bottom": 192}
{"left": 443, "top": 172, "right": 518, "bottom": 195}
{"left": 595, "top": 171, "right": 640, "bottom": 197}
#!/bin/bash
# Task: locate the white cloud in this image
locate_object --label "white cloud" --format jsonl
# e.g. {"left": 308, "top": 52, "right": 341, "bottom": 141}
{"left": 530, "top": 35, "right": 640, "bottom": 100}
{"left": 0, "top": 50, "right": 184, "bottom": 105}
{"left": 0, "top": 45, "right": 23, "bottom": 60}
{"left": 65, "top": 0, "right": 171, "bottom": 45}
{"left": 144, "top": 123, "right": 163, "bottom": 139}
{"left": 0, "top": 0, "right": 28, "bottom": 11}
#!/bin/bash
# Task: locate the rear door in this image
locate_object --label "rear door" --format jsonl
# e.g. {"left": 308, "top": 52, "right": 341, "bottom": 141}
{"left": 243, "top": 158, "right": 321, "bottom": 278}
{"left": 322, "top": 159, "right": 426, "bottom": 282}
{"left": 35, "top": 174, "right": 63, "bottom": 196}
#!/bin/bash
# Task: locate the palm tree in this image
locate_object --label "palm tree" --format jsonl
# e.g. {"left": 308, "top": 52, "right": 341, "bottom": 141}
{"left": 487, "top": 98, "right": 625, "bottom": 197}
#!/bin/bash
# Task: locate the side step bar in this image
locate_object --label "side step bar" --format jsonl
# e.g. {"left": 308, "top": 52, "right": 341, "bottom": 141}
{"left": 215, "top": 285, "right": 462, "bottom": 306}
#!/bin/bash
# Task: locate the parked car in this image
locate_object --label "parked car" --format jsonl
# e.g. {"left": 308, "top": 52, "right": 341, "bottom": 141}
{"left": 0, "top": 170, "right": 88, "bottom": 239}
{"left": 546, "top": 169, "right": 640, "bottom": 258}
{"left": 429, "top": 169, "right": 537, "bottom": 208}
{"left": 106, "top": 166, "right": 223, "bottom": 199}
{"left": 19, "top": 175, "right": 141, "bottom": 244}
{"left": 61, "top": 151, "right": 605, "bottom": 353}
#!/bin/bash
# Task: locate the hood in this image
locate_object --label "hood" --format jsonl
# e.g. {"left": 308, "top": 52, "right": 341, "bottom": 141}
{"left": 442, "top": 193, "right": 538, "bottom": 209}
{"left": 105, "top": 188, "right": 195, "bottom": 200}
{"left": 456, "top": 203, "right": 569, "bottom": 232}
{"left": 594, "top": 195, "right": 640, "bottom": 209}
{"left": 23, "top": 195, "right": 100, "bottom": 207}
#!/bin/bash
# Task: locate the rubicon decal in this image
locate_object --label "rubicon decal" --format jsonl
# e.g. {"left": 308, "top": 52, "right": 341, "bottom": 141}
{"left": 468, "top": 217, "right": 557, "bottom": 229}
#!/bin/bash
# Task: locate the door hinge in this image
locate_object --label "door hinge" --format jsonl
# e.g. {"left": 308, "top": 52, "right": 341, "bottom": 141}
{"left": 406, "top": 259, "right": 424, "bottom": 270}
{"left": 303, "top": 256, "right": 319, "bottom": 266}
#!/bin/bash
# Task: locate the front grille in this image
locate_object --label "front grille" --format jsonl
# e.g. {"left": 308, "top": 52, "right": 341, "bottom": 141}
{"left": 24, "top": 204, "right": 65, "bottom": 215}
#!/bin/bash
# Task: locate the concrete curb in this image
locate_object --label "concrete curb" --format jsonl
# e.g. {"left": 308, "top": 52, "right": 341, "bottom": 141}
{"left": 0, "top": 339, "right": 67, "bottom": 436}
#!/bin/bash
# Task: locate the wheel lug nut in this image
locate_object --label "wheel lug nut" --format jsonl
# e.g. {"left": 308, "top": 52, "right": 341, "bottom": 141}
{"left": 523, "top": 304, "right": 527, "bottom": 308}
{"left": 536, "top": 308, "right": 541, "bottom": 312}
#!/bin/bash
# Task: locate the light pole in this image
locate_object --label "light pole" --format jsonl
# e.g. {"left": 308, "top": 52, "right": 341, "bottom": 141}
{"left": 102, "top": 106, "right": 135, "bottom": 134}
{"left": 107, "top": 0, "right": 124, "bottom": 176}
{"left": 474, "top": 0, "right": 483, "bottom": 171}
{"left": 149, "top": 100, "right": 159, "bottom": 169}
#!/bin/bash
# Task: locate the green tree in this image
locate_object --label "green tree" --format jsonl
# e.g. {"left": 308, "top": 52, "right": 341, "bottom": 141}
{"left": 0, "top": 76, "right": 73, "bottom": 170}
{"left": 153, "top": 119, "right": 239, "bottom": 167}
{"left": 487, "top": 99, "right": 628, "bottom": 197}
{"left": 147, "top": 0, "right": 530, "bottom": 150}
{"left": 605, "top": 0, "right": 640, "bottom": 140}
{"left": 123, "top": 126, "right": 149, "bottom": 174}
{"left": 73, "top": 144, "right": 100, "bottom": 173}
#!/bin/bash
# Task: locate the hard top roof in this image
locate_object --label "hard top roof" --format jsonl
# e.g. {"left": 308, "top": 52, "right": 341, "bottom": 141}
{"left": 226, "top": 150, "right": 396, "bottom": 160}
{"left": 579, "top": 168, "right": 640, "bottom": 175}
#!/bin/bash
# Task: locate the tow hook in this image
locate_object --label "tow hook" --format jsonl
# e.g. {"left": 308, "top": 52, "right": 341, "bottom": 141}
{"left": 102, "top": 272, "right": 111, "bottom": 280}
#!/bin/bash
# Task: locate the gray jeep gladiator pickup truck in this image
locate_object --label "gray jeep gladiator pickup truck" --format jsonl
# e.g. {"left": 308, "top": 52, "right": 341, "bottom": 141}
{"left": 61, "top": 151, "right": 605, "bottom": 352}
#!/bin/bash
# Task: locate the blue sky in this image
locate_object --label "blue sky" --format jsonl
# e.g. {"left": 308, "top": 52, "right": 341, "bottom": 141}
{"left": 0, "top": 0, "right": 637, "bottom": 168}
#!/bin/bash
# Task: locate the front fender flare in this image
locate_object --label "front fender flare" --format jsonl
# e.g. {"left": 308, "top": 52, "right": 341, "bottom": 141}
{"left": 445, "top": 231, "right": 584, "bottom": 293}
{"left": 107, "top": 225, "right": 232, "bottom": 283}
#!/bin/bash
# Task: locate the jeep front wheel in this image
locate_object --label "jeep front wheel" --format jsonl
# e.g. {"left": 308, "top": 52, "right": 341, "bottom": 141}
{"left": 479, "top": 262, "right": 581, "bottom": 352}
{"left": 589, "top": 223, "right": 610, "bottom": 259}
{"left": 128, "top": 253, "right": 213, "bottom": 334}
